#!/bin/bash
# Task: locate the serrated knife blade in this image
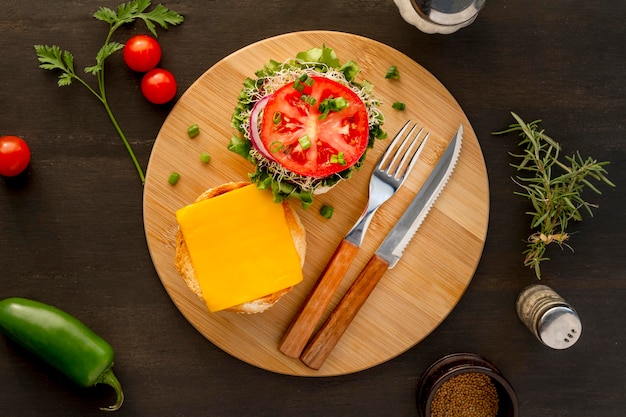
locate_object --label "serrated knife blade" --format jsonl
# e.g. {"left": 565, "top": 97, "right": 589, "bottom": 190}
{"left": 376, "top": 123, "right": 463, "bottom": 268}
{"left": 300, "top": 124, "right": 464, "bottom": 370}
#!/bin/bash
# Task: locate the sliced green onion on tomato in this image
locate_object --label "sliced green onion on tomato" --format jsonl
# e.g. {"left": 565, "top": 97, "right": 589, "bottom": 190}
{"left": 318, "top": 96, "right": 349, "bottom": 120}
{"left": 298, "top": 135, "right": 311, "bottom": 150}
{"left": 301, "top": 94, "right": 317, "bottom": 106}
{"left": 293, "top": 73, "right": 314, "bottom": 92}
{"left": 330, "top": 152, "right": 347, "bottom": 165}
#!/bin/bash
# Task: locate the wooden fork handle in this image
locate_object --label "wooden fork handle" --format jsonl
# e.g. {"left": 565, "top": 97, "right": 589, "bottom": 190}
{"left": 279, "top": 239, "right": 360, "bottom": 358}
{"left": 300, "top": 254, "right": 390, "bottom": 370}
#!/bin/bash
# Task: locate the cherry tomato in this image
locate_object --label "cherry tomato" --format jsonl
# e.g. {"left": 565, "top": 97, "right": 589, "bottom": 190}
{"left": 141, "top": 68, "right": 177, "bottom": 104}
{"left": 123, "top": 35, "right": 162, "bottom": 72}
{"left": 0, "top": 136, "right": 31, "bottom": 177}
{"left": 261, "top": 76, "right": 369, "bottom": 178}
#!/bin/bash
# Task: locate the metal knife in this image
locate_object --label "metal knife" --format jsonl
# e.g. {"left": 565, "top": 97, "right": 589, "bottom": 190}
{"left": 300, "top": 124, "right": 463, "bottom": 370}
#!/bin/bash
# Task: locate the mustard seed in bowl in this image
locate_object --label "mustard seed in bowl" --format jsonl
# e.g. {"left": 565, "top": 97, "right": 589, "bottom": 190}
{"left": 430, "top": 372, "right": 498, "bottom": 417}
{"left": 416, "top": 353, "right": 518, "bottom": 417}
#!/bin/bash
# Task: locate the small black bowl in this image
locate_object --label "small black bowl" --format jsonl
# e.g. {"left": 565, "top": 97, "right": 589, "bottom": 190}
{"left": 416, "top": 353, "right": 518, "bottom": 417}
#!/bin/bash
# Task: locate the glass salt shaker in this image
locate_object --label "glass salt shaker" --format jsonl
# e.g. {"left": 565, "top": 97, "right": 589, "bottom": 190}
{"left": 394, "top": 0, "right": 486, "bottom": 34}
{"left": 516, "top": 284, "right": 582, "bottom": 349}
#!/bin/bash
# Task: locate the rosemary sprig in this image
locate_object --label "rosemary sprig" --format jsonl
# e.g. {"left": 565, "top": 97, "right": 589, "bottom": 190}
{"left": 35, "top": 0, "right": 184, "bottom": 184}
{"left": 493, "top": 112, "right": 615, "bottom": 278}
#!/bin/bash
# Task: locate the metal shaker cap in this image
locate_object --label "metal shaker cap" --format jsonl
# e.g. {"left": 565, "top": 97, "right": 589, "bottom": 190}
{"left": 537, "top": 305, "right": 582, "bottom": 349}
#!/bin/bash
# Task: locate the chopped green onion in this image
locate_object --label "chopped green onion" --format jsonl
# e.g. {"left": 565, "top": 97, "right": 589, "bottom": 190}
{"left": 168, "top": 172, "right": 180, "bottom": 185}
{"left": 334, "top": 96, "right": 348, "bottom": 109}
{"left": 385, "top": 65, "right": 400, "bottom": 79}
{"left": 270, "top": 141, "right": 284, "bottom": 153}
{"left": 330, "top": 152, "right": 346, "bottom": 165}
{"left": 293, "top": 73, "right": 314, "bottom": 92}
{"left": 298, "top": 134, "right": 311, "bottom": 150}
{"left": 200, "top": 152, "right": 211, "bottom": 164}
{"left": 187, "top": 123, "right": 200, "bottom": 138}
{"left": 318, "top": 96, "right": 350, "bottom": 120}
{"left": 301, "top": 94, "right": 317, "bottom": 106}
{"left": 320, "top": 205, "right": 334, "bottom": 219}
{"left": 392, "top": 101, "right": 406, "bottom": 111}
{"left": 272, "top": 111, "right": 282, "bottom": 124}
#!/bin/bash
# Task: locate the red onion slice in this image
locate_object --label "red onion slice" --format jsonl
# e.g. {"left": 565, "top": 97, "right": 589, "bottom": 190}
{"left": 248, "top": 95, "right": 275, "bottom": 161}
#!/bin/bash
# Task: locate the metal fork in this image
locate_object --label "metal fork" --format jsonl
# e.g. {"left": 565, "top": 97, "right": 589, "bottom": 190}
{"left": 279, "top": 121, "right": 430, "bottom": 358}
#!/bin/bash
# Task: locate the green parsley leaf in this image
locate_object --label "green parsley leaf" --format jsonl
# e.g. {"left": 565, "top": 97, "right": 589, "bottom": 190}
{"left": 34, "top": 45, "right": 78, "bottom": 86}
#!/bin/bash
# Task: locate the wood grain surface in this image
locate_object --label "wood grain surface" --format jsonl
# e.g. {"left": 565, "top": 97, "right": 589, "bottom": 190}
{"left": 143, "top": 31, "right": 489, "bottom": 376}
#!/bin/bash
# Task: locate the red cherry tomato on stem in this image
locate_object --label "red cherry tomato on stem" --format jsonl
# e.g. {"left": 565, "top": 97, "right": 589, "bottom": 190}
{"left": 0, "top": 136, "right": 31, "bottom": 177}
{"left": 141, "top": 68, "right": 177, "bottom": 104}
{"left": 123, "top": 35, "right": 162, "bottom": 72}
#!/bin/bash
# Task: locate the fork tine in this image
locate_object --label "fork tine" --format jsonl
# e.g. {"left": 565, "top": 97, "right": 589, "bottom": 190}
{"left": 377, "top": 120, "right": 413, "bottom": 169}
{"left": 385, "top": 124, "right": 420, "bottom": 172}
{"left": 387, "top": 125, "right": 423, "bottom": 178}
{"left": 393, "top": 129, "right": 430, "bottom": 181}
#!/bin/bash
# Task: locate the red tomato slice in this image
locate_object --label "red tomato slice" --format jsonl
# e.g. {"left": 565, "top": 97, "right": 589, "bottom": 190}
{"left": 260, "top": 76, "right": 369, "bottom": 178}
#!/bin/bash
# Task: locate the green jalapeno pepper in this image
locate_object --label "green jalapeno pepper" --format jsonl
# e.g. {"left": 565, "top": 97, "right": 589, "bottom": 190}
{"left": 0, "top": 297, "right": 124, "bottom": 411}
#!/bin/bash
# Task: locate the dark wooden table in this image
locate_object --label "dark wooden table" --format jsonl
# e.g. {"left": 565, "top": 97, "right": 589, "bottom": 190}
{"left": 1, "top": 1, "right": 624, "bottom": 416}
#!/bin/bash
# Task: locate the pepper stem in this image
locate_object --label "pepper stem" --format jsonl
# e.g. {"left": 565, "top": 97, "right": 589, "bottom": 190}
{"left": 98, "top": 368, "right": 124, "bottom": 411}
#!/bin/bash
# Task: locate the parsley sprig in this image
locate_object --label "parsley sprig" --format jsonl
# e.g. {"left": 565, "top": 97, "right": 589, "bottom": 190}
{"left": 493, "top": 112, "right": 615, "bottom": 278}
{"left": 34, "top": 0, "right": 184, "bottom": 184}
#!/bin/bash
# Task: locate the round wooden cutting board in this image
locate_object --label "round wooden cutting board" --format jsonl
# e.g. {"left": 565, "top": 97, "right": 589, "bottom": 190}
{"left": 143, "top": 31, "right": 489, "bottom": 376}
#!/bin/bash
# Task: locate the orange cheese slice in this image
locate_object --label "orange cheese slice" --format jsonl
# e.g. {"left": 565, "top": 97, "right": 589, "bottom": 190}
{"left": 175, "top": 184, "right": 303, "bottom": 312}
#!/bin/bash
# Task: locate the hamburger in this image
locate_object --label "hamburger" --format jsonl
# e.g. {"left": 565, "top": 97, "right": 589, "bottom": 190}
{"left": 174, "top": 182, "right": 306, "bottom": 314}
{"left": 229, "top": 45, "right": 387, "bottom": 208}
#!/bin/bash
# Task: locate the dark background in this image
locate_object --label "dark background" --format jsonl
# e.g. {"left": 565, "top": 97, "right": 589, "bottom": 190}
{"left": 1, "top": 1, "right": 624, "bottom": 416}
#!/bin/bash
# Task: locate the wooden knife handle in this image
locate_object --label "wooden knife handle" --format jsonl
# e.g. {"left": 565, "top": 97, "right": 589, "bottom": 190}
{"left": 300, "top": 254, "right": 390, "bottom": 370}
{"left": 279, "top": 239, "right": 360, "bottom": 358}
